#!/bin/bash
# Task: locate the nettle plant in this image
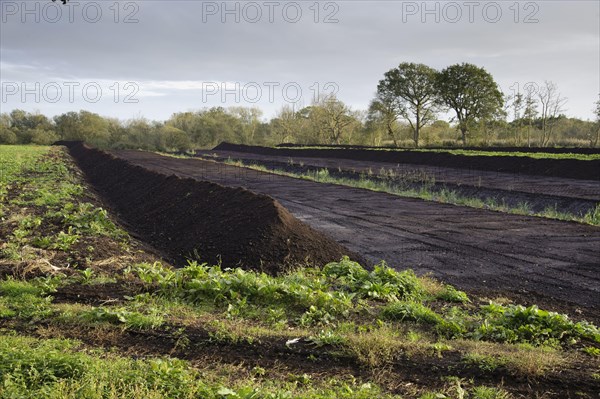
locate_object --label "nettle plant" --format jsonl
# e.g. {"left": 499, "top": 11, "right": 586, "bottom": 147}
{"left": 473, "top": 303, "right": 600, "bottom": 346}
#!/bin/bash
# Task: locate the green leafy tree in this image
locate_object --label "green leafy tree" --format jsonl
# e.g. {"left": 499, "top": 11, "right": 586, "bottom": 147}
{"left": 0, "top": 128, "right": 17, "bottom": 144}
{"left": 7, "top": 110, "right": 55, "bottom": 144}
{"left": 376, "top": 62, "right": 439, "bottom": 147}
{"left": 54, "top": 111, "right": 110, "bottom": 146}
{"left": 359, "top": 111, "right": 386, "bottom": 146}
{"left": 0, "top": 113, "right": 17, "bottom": 144}
{"left": 158, "top": 125, "right": 191, "bottom": 152}
{"left": 367, "top": 97, "right": 402, "bottom": 147}
{"left": 228, "top": 106, "right": 263, "bottom": 144}
{"left": 309, "top": 95, "right": 359, "bottom": 144}
{"left": 271, "top": 104, "right": 300, "bottom": 144}
{"left": 0, "top": 115, "right": 17, "bottom": 144}
{"left": 423, "top": 120, "right": 455, "bottom": 146}
{"left": 167, "top": 112, "right": 202, "bottom": 147}
{"left": 195, "top": 107, "right": 244, "bottom": 146}
{"left": 8, "top": 109, "right": 31, "bottom": 133}
{"left": 122, "top": 117, "right": 160, "bottom": 150}
{"left": 437, "top": 63, "right": 504, "bottom": 146}
{"left": 294, "top": 105, "right": 323, "bottom": 144}
{"left": 30, "top": 128, "right": 59, "bottom": 145}
{"left": 175, "top": 108, "right": 236, "bottom": 147}
{"left": 106, "top": 117, "right": 127, "bottom": 147}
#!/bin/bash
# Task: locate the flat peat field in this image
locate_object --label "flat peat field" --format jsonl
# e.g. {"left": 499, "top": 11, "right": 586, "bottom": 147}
{"left": 114, "top": 149, "right": 600, "bottom": 321}
{"left": 201, "top": 149, "right": 600, "bottom": 202}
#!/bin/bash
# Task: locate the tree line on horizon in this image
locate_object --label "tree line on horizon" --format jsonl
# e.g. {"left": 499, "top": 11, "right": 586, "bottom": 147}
{"left": 1, "top": 62, "right": 599, "bottom": 150}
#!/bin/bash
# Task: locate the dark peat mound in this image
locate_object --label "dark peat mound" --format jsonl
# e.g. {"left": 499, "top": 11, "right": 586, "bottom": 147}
{"left": 61, "top": 142, "right": 356, "bottom": 273}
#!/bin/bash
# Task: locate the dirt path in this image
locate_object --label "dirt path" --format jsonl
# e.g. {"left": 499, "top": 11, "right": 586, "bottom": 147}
{"left": 113, "top": 150, "right": 600, "bottom": 319}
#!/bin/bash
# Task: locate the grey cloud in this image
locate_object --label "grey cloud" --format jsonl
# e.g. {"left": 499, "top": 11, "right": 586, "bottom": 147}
{"left": 1, "top": 0, "right": 598, "bottom": 120}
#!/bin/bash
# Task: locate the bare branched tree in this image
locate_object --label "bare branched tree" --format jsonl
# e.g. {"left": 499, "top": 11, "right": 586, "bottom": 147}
{"left": 537, "top": 81, "right": 567, "bottom": 147}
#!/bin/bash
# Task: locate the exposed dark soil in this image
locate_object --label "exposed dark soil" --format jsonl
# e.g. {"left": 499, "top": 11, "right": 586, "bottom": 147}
{"left": 201, "top": 149, "right": 600, "bottom": 201}
{"left": 277, "top": 143, "right": 600, "bottom": 154}
{"left": 198, "top": 150, "right": 599, "bottom": 216}
{"left": 113, "top": 150, "right": 600, "bottom": 324}
{"left": 63, "top": 142, "right": 358, "bottom": 273}
{"left": 215, "top": 143, "right": 600, "bottom": 180}
{"left": 52, "top": 282, "right": 138, "bottom": 305}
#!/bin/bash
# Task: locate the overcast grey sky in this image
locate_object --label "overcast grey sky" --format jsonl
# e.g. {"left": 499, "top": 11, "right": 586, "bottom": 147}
{"left": 1, "top": 0, "right": 599, "bottom": 121}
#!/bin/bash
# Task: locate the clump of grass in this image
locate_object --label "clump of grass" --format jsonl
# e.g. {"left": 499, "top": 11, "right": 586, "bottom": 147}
{"left": 463, "top": 353, "right": 505, "bottom": 372}
{"left": 127, "top": 259, "right": 355, "bottom": 326}
{"left": 0, "top": 277, "right": 47, "bottom": 298}
{"left": 419, "top": 379, "right": 513, "bottom": 399}
{"left": 0, "top": 333, "right": 208, "bottom": 398}
{"left": 382, "top": 301, "right": 443, "bottom": 325}
{"left": 470, "top": 386, "right": 513, "bottom": 399}
{"left": 582, "top": 203, "right": 600, "bottom": 225}
{"left": 77, "top": 306, "right": 165, "bottom": 329}
{"left": 308, "top": 329, "right": 346, "bottom": 347}
{"left": 419, "top": 275, "right": 469, "bottom": 303}
{"left": 437, "top": 284, "right": 470, "bottom": 303}
{"left": 0, "top": 277, "right": 57, "bottom": 320}
{"left": 343, "top": 323, "right": 408, "bottom": 367}
{"left": 457, "top": 340, "right": 563, "bottom": 376}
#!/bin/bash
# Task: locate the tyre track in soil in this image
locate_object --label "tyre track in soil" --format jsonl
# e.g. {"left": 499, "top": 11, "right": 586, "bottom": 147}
{"left": 113, "top": 150, "right": 600, "bottom": 318}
